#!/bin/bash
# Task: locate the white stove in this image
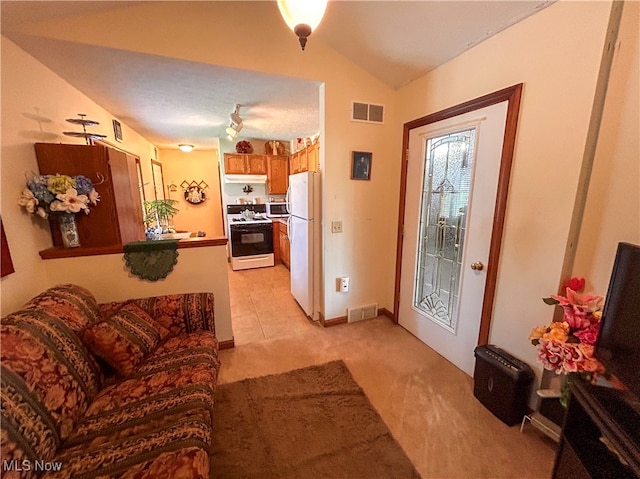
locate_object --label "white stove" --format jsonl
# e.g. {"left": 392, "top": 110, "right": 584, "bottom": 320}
{"left": 228, "top": 212, "right": 272, "bottom": 224}
{"left": 226, "top": 205, "right": 274, "bottom": 270}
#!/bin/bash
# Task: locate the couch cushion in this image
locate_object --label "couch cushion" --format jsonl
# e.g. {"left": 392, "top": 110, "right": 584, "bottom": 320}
{"left": 132, "top": 293, "right": 215, "bottom": 337}
{"left": 65, "top": 331, "right": 219, "bottom": 447}
{"left": 0, "top": 309, "right": 103, "bottom": 466}
{"left": 137, "top": 330, "right": 220, "bottom": 376}
{"left": 45, "top": 415, "right": 211, "bottom": 479}
{"left": 82, "top": 304, "right": 166, "bottom": 376}
{"left": 21, "top": 284, "right": 101, "bottom": 332}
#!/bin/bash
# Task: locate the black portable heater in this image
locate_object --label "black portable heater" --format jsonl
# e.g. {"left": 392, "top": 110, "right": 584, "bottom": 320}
{"left": 473, "top": 344, "right": 534, "bottom": 426}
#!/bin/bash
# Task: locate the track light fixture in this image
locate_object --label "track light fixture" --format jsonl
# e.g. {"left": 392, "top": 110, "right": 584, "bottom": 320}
{"left": 226, "top": 104, "right": 244, "bottom": 141}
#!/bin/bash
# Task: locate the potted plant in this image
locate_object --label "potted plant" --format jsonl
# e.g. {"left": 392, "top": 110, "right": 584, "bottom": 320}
{"left": 143, "top": 199, "right": 179, "bottom": 237}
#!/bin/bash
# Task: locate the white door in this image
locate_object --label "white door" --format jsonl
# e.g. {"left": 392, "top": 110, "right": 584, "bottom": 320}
{"left": 399, "top": 101, "right": 509, "bottom": 376}
{"left": 289, "top": 172, "right": 311, "bottom": 220}
{"left": 289, "top": 215, "right": 313, "bottom": 316}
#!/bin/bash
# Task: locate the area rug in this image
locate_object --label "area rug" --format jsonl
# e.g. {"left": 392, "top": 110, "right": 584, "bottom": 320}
{"left": 211, "top": 360, "right": 421, "bottom": 479}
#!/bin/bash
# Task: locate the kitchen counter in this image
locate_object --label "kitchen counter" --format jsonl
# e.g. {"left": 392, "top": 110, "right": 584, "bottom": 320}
{"left": 39, "top": 236, "right": 228, "bottom": 259}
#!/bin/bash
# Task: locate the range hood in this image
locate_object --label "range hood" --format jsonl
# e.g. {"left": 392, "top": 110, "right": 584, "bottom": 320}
{"left": 224, "top": 174, "right": 267, "bottom": 184}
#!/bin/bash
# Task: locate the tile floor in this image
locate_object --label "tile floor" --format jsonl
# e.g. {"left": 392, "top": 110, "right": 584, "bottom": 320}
{"left": 219, "top": 264, "right": 557, "bottom": 479}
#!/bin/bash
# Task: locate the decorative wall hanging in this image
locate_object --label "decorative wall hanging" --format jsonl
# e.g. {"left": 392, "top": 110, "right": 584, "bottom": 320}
{"left": 63, "top": 113, "right": 107, "bottom": 145}
{"left": 351, "top": 151, "right": 372, "bottom": 181}
{"left": 180, "top": 180, "right": 209, "bottom": 205}
{"left": 242, "top": 184, "right": 253, "bottom": 194}
{"left": 124, "top": 239, "right": 179, "bottom": 281}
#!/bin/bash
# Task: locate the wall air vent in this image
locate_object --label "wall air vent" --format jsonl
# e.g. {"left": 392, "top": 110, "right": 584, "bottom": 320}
{"left": 351, "top": 102, "right": 384, "bottom": 124}
{"left": 347, "top": 303, "right": 379, "bottom": 322}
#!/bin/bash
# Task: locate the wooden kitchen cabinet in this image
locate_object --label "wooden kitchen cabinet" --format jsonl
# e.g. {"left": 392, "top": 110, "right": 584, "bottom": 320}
{"left": 223, "top": 153, "right": 267, "bottom": 175}
{"left": 290, "top": 148, "right": 308, "bottom": 174}
{"left": 307, "top": 143, "right": 319, "bottom": 172}
{"left": 289, "top": 141, "right": 320, "bottom": 174}
{"left": 247, "top": 155, "right": 267, "bottom": 174}
{"left": 34, "top": 143, "right": 144, "bottom": 249}
{"left": 267, "top": 155, "right": 289, "bottom": 195}
{"left": 279, "top": 222, "right": 290, "bottom": 269}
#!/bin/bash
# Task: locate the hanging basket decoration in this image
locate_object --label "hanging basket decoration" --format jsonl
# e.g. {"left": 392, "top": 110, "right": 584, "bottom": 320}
{"left": 235, "top": 140, "right": 253, "bottom": 154}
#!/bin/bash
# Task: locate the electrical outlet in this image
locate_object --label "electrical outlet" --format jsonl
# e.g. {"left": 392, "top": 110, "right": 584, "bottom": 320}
{"left": 331, "top": 221, "right": 343, "bottom": 233}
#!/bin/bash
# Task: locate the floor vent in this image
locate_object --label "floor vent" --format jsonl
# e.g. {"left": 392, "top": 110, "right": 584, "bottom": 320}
{"left": 347, "top": 303, "right": 379, "bottom": 323}
{"left": 351, "top": 102, "right": 384, "bottom": 124}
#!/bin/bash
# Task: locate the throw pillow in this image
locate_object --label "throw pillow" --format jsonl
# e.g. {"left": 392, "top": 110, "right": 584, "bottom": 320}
{"left": 82, "top": 303, "right": 165, "bottom": 375}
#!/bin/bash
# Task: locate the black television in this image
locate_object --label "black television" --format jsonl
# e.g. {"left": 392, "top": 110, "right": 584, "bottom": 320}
{"left": 595, "top": 242, "right": 640, "bottom": 399}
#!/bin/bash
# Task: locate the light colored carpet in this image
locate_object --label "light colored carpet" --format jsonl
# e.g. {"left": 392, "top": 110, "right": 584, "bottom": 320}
{"left": 211, "top": 360, "right": 421, "bottom": 479}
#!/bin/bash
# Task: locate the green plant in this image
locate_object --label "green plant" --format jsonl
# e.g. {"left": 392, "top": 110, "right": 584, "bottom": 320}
{"left": 143, "top": 199, "right": 179, "bottom": 231}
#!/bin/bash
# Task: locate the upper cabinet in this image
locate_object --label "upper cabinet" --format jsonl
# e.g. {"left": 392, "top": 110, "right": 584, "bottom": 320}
{"left": 267, "top": 155, "right": 289, "bottom": 195}
{"left": 34, "top": 143, "right": 145, "bottom": 249}
{"left": 223, "top": 154, "right": 267, "bottom": 175}
{"left": 290, "top": 141, "right": 319, "bottom": 175}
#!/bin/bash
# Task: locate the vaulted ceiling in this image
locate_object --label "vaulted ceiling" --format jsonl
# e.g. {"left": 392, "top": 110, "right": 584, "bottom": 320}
{"left": 1, "top": 1, "right": 552, "bottom": 149}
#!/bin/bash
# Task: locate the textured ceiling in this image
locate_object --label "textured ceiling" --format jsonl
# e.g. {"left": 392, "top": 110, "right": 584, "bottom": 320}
{"left": 1, "top": 1, "right": 552, "bottom": 151}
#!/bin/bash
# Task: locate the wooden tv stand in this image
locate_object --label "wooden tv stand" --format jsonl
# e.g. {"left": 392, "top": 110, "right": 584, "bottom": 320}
{"left": 552, "top": 379, "right": 640, "bottom": 478}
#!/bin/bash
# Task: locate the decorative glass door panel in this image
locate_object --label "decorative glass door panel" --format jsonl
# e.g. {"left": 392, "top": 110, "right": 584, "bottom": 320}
{"left": 414, "top": 128, "right": 476, "bottom": 331}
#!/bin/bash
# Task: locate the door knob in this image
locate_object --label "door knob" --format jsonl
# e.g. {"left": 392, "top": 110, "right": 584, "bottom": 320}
{"left": 470, "top": 261, "right": 484, "bottom": 271}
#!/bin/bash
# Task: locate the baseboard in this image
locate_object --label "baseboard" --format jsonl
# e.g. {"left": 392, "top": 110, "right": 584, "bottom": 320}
{"left": 318, "top": 312, "right": 348, "bottom": 327}
{"left": 379, "top": 307, "right": 395, "bottom": 322}
{"left": 319, "top": 308, "right": 395, "bottom": 327}
{"left": 219, "top": 338, "right": 235, "bottom": 350}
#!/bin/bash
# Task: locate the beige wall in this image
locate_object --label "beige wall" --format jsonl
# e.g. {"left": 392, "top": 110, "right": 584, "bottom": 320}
{"left": 41, "top": 245, "right": 233, "bottom": 342}
{"left": 573, "top": 1, "right": 640, "bottom": 293}
{"left": 159, "top": 148, "right": 224, "bottom": 237}
{"left": 6, "top": 1, "right": 400, "bottom": 321}
{"left": 3, "top": 2, "right": 636, "bottom": 377}
{"left": 396, "top": 1, "right": 613, "bottom": 381}
{"left": 0, "top": 37, "right": 233, "bottom": 341}
{"left": 0, "top": 36, "right": 149, "bottom": 313}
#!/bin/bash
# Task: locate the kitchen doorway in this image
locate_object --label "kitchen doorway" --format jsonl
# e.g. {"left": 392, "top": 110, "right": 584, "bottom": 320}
{"left": 394, "top": 85, "right": 522, "bottom": 375}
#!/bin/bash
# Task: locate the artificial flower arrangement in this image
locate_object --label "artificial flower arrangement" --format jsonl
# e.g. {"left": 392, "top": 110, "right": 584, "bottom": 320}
{"left": 235, "top": 140, "right": 253, "bottom": 154}
{"left": 529, "top": 277, "right": 605, "bottom": 404}
{"left": 18, "top": 173, "right": 100, "bottom": 218}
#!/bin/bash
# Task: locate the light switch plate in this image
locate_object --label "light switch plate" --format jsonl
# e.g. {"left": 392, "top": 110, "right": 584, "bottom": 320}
{"left": 331, "top": 221, "right": 343, "bottom": 233}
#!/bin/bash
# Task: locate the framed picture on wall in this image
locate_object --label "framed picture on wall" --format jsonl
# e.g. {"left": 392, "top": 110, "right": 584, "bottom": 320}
{"left": 112, "top": 119, "right": 123, "bottom": 142}
{"left": 151, "top": 160, "right": 165, "bottom": 200}
{"left": 351, "top": 151, "right": 372, "bottom": 180}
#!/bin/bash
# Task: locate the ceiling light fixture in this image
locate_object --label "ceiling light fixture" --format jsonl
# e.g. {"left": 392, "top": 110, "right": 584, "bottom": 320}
{"left": 277, "top": 0, "right": 328, "bottom": 51}
{"left": 178, "top": 144, "right": 194, "bottom": 152}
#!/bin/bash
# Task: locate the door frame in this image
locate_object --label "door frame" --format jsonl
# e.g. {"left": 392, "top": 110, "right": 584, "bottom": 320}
{"left": 394, "top": 83, "right": 523, "bottom": 345}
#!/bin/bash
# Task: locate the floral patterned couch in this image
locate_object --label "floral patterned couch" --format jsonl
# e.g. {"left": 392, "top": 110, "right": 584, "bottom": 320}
{"left": 1, "top": 284, "right": 220, "bottom": 479}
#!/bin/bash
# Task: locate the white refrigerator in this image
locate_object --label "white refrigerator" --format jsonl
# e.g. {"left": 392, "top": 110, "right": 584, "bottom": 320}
{"left": 287, "top": 171, "right": 320, "bottom": 318}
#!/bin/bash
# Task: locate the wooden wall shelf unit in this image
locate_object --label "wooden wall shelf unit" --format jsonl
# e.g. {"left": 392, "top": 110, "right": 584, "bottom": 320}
{"left": 34, "top": 143, "right": 144, "bottom": 249}
{"left": 552, "top": 379, "right": 640, "bottom": 479}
